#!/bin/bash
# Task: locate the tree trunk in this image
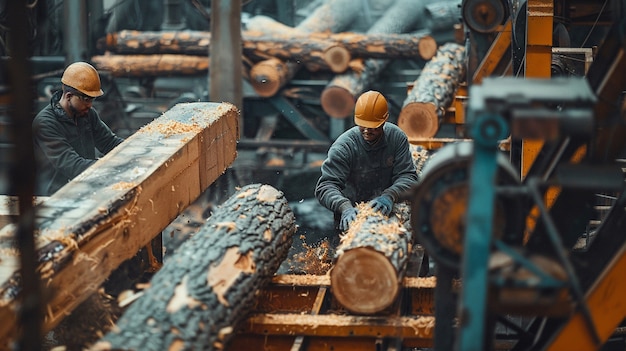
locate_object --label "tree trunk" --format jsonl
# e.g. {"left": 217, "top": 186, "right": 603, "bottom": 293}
{"left": 249, "top": 58, "right": 299, "bottom": 97}
{"left": 91, "top": 184, "right": 296, "bottom": 351}
{"left": 398, "top": 43, "right": 465, "bottom": 138}
{"left": 91, "top": 54, "right": 210, "bottom": 77}
{"left": 243, "top": 33, "right": 351, "bottom": 73}
{"left": 325, "top": 31, "right": 438, "bottom": 61}
{"left": 330, "top": 202, "right": 412, "bottom": 314}
{"left": 102, "top": 29, "right": 435, "bottom": 62}
{"left": 424, "top": 0, "right": 462, "bottom": 33}
{"left": 295, "top": 0, "right": 360, "bottom": 33}
{"left": 246, "top": 0, "right": 362, "bottom": 97}
{"left": 321, "top": 0, "right": 431, "bottom": 118}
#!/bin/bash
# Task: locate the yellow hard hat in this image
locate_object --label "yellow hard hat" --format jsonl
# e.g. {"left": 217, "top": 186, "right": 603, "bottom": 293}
{"left": 354, "top": 90, "right": 389, "bottom": 128}
{"left": 61, "top": 62, "right": 104, "bottom": 97}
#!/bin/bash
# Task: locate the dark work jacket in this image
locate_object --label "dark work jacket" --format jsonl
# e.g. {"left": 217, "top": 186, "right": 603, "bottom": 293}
{"left": 315, "top": 123, "right": 418, "bottom": 218}
{"left": 32, "top": 91, "right": 124, "bottom": 195}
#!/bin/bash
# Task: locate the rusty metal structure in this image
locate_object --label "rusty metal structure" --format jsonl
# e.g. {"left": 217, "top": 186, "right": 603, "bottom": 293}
{"left": 0, "top": 0, "right": 626, "bottom": 350}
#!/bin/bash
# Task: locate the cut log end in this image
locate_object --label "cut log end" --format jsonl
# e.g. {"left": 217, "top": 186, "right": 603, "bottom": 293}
{"left": 398, "top": 102, "right": 439, "bottom": 138}
{"left": 320, "top": 86, "right": 355, "bottom": 118}
{"left": 418, "top": 35, "right": 439, "bottom": 60}
{"left": 249, "top": 58, "right": 289, "bottom": 97}
{"left": 330, "top": 247, "right": 399, "bottom": 314}
{"left": 324, "top": 45, "right": 351, "bottom": 73}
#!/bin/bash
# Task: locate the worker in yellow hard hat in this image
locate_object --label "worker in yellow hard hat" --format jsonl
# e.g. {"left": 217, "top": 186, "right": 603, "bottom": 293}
{"left": 32, "top": 61, "right": 124, "bottom": 195}
{"left": 315, "top": 90, "right": 418, "bottom": 237}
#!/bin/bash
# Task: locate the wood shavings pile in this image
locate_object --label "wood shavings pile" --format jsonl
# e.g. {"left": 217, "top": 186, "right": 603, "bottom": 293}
{"left": 288, "top": 235, "right": 332, "bottom": 275}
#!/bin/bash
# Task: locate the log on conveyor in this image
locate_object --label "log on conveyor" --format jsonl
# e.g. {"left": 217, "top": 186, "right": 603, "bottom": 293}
{"left": 397, "top": 43, "right": 465, "bottom": 139}
{"left": 0, "top": 103, "right": 239, "bottom": 347}
{"left": 331, "top": 202, "right": 412, "bottom": 314}
{"left": 91, "top": 184, "right": 296, "bottom": 351}
{"left": 321, "top": 0, "right": 432, "bottom": 118}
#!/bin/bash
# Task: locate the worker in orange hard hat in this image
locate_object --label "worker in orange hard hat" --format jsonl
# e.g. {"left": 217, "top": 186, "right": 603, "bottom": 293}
{"left": 315, "top": 90, "right": 418, "bottom": 238}
{"left": 32, "top": 61, "right": 124, "bottom": 195}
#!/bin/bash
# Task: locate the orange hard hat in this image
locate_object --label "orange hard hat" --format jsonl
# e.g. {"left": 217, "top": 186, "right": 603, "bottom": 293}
{"left": 354, "top": 90, "right": 389, "bottom": 128}
{"left": 61, "top": 62, "right": 104, "bottom": 97}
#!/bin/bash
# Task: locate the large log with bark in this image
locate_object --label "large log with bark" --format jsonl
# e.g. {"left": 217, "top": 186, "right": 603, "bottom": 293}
{"left": 92, "top": 54, "right": 210, "bottom": 77}
{"left": 0, "top": 102, "right": 239, "bottom": 347}
{"left": 243, "top": 32, "right": 351, "bottom": 73}
{"left": 321, "top": 0, "right": 432, "bottom": 118}
{"left": 331, "top": 202, "right": 412, "bottom": 314}
{"left": 397, "top": 43, "right": 466, "bottom": 138}
{"left": 101, "top": 29, "right": 436, "bottom": 69}
{"left": 91, "top": 184, "right": 296, "bottom": 351}
{"left": 246, "top": 0, "right": 361, "bottom": 97}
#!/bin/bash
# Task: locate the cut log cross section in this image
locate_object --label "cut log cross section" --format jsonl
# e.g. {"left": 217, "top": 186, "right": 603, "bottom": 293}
{"left": 91, "top": 184, "right": 296, "bottom": 351}
{"left": 398, "top": 42, "right": 466, "bottom": 138}
{"left": 331, "top": 203, "right": 412, "bottom": 314}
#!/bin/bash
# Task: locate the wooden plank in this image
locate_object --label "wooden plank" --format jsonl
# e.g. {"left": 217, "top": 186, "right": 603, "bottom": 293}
{"left": 0, "top": 102, "right": 239, "bottom": 346}
{"left": 243, "top": 313, "right": 435, "bottom": 342}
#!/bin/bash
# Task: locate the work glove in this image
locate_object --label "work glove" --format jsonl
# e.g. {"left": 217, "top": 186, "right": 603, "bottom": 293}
{"left": 339, "top": 206, "right": 358, "bottom": 231}
{"left": 369, "top": 195, "right": 394, "bottom": 217}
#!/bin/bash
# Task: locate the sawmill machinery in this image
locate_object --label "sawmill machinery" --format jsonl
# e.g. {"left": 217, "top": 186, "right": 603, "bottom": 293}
{"left": 408, "top": 1, "right": 626, "bottom": 351}
{"left": 0, "top": 0, "right": 625, "bottom": 350}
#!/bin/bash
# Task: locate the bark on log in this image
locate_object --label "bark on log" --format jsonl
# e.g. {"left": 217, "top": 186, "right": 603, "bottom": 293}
{"left": 243, "top": 32, "right": 351, "bottom": 73}
{"left": 103, "top": 29, "right": 435, "bottom": 62}
{"left": 92, "top": 54, "right": 210, "bottom": 77}
{"left": 246, "top": 0, "right": 361, "bottom": 97}
{"left": 424, "top": 0, "right": 462, "bottom": 33}
{"left": 294, "top": 0, "right": 360, "bottom": 33}
{"left": 91, "top": 184, "right": 296, "bottom": 351}
{"left": 321, "top": 0, "right": 431, "bottom": 118}
{"left": 398, "top": 43, "right": 466, "bottom": 138}
{"left": 0, "top": 103, "right": 239, "bottom": 347}
{"left": 331, "top": 202, "right": 412, "bottom": 314}
{"left": 324, "top": 31, "right": 438, "bottom": 61}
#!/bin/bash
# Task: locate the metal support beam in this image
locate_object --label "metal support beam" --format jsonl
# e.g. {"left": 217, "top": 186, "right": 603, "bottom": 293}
{"left": 63, "top": 0, "right": 89, "bottom": 63}
{"left": 210, "top": 0, "right": 243, "bottom": 137}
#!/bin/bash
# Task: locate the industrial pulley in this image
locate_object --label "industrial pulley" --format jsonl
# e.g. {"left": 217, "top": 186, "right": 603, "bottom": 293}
{"left": 410, "top": 141, "right": 523, "bottom": 269}
{"left": 462, "top": 0, "right": 509, "bottom": 33}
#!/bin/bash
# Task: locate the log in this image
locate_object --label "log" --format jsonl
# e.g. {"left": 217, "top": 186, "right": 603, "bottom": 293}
{"left": 103, "top": 29, "right": 435, "bottom": 62}
{"left": 323, "top": 31, "right": 438, "bottom": 61}
{"left": 321, "top": 0, "right": 431, "bottom": 118}
{"left": 249, "top": 58, "right": 299, "bottom": 98}
{"left": 243, "top": 32, "right": 351, "bottom": 73}
{"left": 331, "top": 202, "right": 412, "bottom": 314}
{"left": 423, "top": 0, "right": 462, "bottom": 33}
{"left": 92, "top": 54, "right": 210, "bottom": 77}
{"left": 0, "top": 102, "right": 239, "bottom": 346}
{"left": 91, "top": 184, "right": 296, "bottom": 351}
{"left": 246, "top": 0, "right": 361, "bottom": 97}
{"left": 397, "top": 42, "right": 466, "bottom": 138}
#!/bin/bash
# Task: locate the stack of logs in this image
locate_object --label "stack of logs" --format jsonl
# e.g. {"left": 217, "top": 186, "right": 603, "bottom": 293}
{"left": 93, "top": 0, "right": 445, "bottom": 100}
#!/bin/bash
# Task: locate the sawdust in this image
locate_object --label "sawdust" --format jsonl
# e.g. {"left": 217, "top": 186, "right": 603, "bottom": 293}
{"left": 288, "top": 235, "right": 332, "bottom": 275}
{"left": 45, "top": 289, "right": 121, "bottom": 350}
{"left": 137, "top": 119, "right": 202, "bottom": 138}
{"left": 111, "top": 181, "right": 136, "bottom": 190}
